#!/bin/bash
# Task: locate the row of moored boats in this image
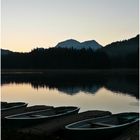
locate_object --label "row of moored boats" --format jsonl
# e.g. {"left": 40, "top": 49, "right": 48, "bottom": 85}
{"left": 1, "top": 102, "right": 139, "bottom": 138}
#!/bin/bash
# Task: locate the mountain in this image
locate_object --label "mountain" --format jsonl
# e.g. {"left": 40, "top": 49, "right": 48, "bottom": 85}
{"left": 55, "top": 39, "right": 102, "bottom": 51}
{"left": 81, "top": 40, "right": 102, "bottom": 50}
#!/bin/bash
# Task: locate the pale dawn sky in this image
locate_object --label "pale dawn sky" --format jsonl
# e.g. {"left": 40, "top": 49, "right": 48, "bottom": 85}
{"left": 2, "top": 0, "right": 139, "bottom": 52}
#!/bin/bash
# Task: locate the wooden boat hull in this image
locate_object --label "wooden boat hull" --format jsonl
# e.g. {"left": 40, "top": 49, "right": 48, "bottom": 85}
{"left": 4, "top": 106, "right": 80, "bottom": 128}
{"left": 65, "top": 112, "right": 139, "bottom": 140}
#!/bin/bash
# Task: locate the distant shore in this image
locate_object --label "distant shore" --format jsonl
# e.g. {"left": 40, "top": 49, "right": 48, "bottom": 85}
{"left": 1, "top": 69, "right": 139, "bottom": 75}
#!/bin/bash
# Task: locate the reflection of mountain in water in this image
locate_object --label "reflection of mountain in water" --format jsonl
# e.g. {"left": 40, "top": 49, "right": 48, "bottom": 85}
{"left": 58, "top": 85, "right": 101, "bottom": 95}
{"left": 1, "top": 72, "right": 139, "bottom": 99}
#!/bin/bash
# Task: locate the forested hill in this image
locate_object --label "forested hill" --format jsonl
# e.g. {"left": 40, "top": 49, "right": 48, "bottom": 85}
{"left": 104, "top": 35, "right": 139, "bottom": 55}
{"left": 1, "top": 35, "right": 139, "bottom": 69}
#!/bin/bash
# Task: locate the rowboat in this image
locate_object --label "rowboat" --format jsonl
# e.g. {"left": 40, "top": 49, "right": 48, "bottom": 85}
{"left": 1, "top": 102, "right": 28, "bottom": 118}
{"left": 65, "top": 112, "right": 139, "bottom": 139}
{"left": 5, "top": 106, "right": 80, "bottom": 127}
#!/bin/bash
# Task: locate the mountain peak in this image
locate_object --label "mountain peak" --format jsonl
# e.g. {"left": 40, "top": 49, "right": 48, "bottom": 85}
{"left": 82, "top": 39, "right": 96, "bottom": 43}
{"left": 64, "top": 39, "right": 80, "bottom": 42}
{"left": 55, "top": 39, "right": 102, "bottom": 51}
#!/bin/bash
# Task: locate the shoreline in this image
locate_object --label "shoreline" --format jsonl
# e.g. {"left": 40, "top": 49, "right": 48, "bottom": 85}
{"left": 1, "top": 69, "right": 139, "bottom": 75}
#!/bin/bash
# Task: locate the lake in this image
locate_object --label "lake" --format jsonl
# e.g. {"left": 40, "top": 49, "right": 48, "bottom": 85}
{"left": 1, "top": 70, "right": 139, "bottom": 113}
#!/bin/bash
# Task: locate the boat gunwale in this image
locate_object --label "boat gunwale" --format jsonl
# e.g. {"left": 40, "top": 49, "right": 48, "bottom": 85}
{"left": 5, "top": 106, "right": 80, "bottom": 120}
{"left": 1, "top": 102, "right": 28, "bottom": 111}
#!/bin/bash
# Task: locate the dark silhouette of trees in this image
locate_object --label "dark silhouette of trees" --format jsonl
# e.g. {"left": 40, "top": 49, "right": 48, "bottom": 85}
{"left": 1, "top": 35, "right": 139, "bottom": 69}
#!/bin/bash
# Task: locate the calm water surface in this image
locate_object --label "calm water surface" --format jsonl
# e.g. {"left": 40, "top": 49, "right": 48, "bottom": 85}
{"left": 1, "top": 73, "right": 139, "bottom": 113}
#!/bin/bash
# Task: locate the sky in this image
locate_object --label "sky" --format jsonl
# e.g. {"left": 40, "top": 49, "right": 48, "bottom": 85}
{"left": 1, "top": 0, "right": 139, "bottom": 52}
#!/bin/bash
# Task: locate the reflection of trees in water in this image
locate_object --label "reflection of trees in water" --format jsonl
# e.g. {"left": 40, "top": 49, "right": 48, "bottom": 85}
{"left": 104, "top": 76, "right": 139, "bottom": 99}
{"left": 1, "top": 73, "right": 138, "bottom": 98}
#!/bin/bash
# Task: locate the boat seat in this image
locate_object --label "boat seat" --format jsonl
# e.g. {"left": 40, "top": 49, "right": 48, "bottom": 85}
{"left": 92, "top": 122, "right": 115, "bottom": 127}
{"left": 27, "top": 114, "right": 45, "bottom": 117}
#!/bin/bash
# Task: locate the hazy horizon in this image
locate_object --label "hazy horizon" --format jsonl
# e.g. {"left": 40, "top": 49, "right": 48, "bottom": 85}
{"left": 2, "top": 0, "right": 139, "bottom": 52}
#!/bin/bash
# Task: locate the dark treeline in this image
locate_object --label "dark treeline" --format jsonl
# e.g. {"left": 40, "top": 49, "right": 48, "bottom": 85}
{"left": 1, "top": 48, "right": 111, "bottom": 69}
{"left": 1, "top": 35, "right": 139, "bottom": 69}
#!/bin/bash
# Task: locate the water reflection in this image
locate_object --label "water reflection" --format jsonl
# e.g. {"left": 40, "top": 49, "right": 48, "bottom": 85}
{"left": 1, "top": 73, "right": 139, "bottom": 99}
{"left": 58, "top": 85, "right": 101, "bottom": 95}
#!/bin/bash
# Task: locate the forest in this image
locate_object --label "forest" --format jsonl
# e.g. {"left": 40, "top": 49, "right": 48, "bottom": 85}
{"left": 1, "top": 35, "right": 139, "bottom": 69}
